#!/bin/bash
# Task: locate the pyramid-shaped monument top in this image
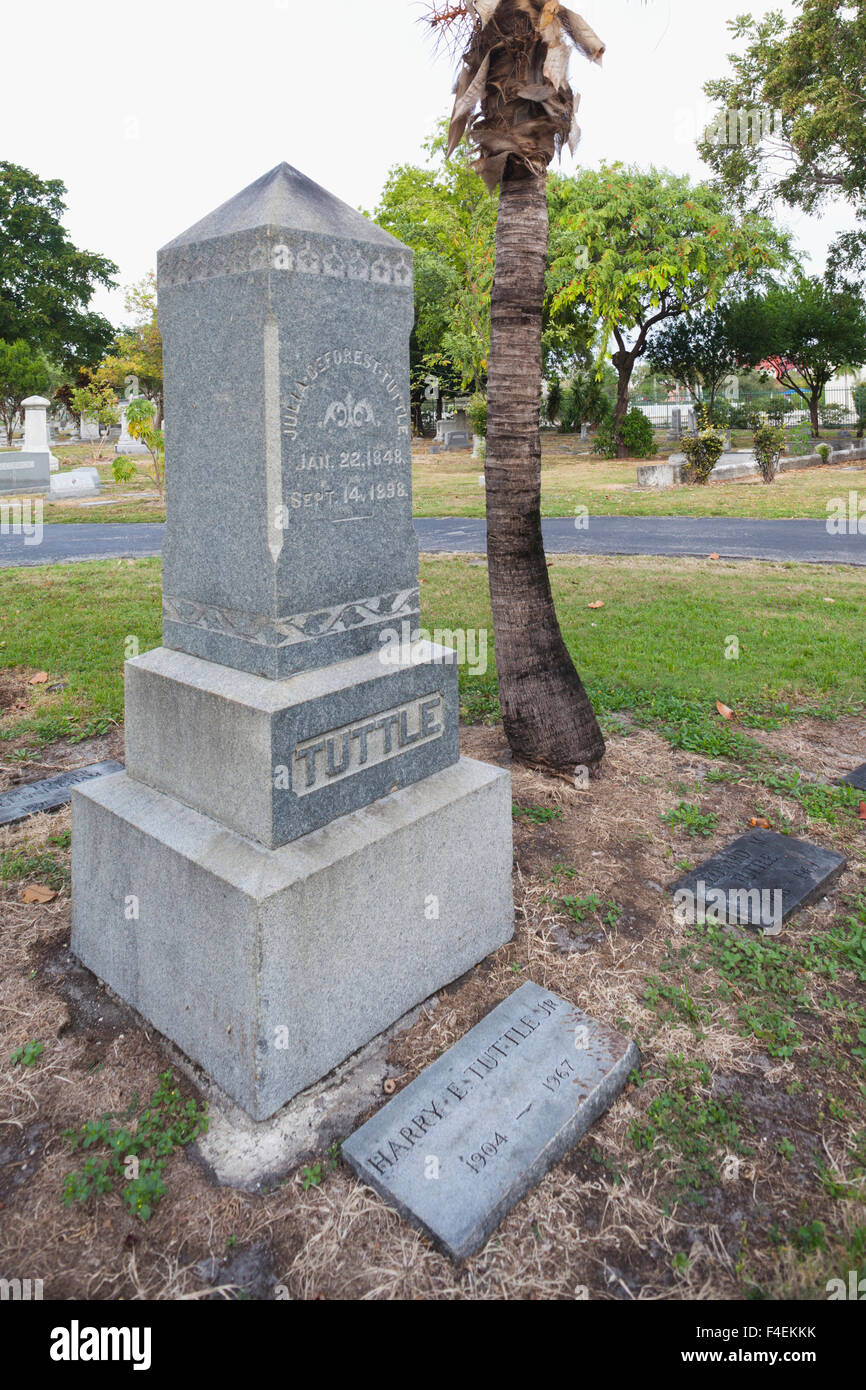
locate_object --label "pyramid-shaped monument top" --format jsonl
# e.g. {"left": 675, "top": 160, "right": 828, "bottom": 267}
{"left": 161, "top": 162, "right": 402, "bottom": 252}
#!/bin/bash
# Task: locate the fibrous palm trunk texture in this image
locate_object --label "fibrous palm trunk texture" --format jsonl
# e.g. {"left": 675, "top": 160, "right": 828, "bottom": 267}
{"left": 437, "top": 0, "right": 607, "bottom": 773}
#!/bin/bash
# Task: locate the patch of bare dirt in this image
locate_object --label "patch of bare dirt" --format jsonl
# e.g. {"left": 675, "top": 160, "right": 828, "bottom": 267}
{"left": 0, "top": 719, "right": 864, "bottom": 1299}
{"left": 749, "top": 714, "right": 866, "bottom": 784}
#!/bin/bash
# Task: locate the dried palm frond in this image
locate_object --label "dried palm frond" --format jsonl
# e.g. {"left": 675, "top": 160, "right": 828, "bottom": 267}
{"left": 442, "top": 0, "right": 605, "bottom": 190}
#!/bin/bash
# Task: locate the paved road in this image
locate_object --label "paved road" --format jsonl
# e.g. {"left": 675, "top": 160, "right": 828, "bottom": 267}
{"left": 415, "top": 516, "right": 866, "bottom": 565}
{"left": 0, "top": 516, "right": 863, "bottom": 568}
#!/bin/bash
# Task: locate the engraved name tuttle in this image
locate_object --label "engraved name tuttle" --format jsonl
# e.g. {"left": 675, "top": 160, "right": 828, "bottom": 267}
{"left": 292, "top": 695, "right": 444, "bottom": 797}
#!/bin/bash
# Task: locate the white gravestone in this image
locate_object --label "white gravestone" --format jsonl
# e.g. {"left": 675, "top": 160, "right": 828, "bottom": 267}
{"left": 115, "top": 401, "right": 149, "bottom": 455}
{"left": 21, "top": 396, "right": 59, "bottom": 472}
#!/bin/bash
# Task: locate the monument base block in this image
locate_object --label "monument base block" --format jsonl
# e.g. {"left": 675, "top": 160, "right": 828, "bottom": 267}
{"left": 71, "top": 758, "right": 514, "bottom": 1120}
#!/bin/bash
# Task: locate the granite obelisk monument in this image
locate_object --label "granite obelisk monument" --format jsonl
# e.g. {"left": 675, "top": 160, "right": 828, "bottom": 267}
{"left": 72, "top": 164, "right": 514, "bottom": 1119}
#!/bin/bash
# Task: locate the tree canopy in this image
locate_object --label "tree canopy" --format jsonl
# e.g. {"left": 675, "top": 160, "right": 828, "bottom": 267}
{"left": 732, "top": 274, "right": 866, "bottom": 433}
{"left": 549, "top": 164, "right": 786, "bottom": 445}
{"left": 91, "top": 272, "right": 164, "bottom": 421}
{"left": 0, "top": 338, "right": 52, "bottom": 446}
{"left": 0, "top": 162, "right": 117, "bottom": 370}
{"left": 646, "top": 300, "right": 748, "bottom": 423}
{"left": 699, "top": 2, "right": 866, "bottom": 274}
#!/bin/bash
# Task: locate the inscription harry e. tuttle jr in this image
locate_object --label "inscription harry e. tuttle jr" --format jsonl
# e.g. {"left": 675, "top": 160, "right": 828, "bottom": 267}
{"left": 343, "top": 981, "right": 640, "bottom": 1263}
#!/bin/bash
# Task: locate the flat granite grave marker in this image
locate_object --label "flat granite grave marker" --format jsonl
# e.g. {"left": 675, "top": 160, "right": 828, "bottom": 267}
{"left": 72, "top": 163, "right": 514, "bottom": 1120}
{"left": 0, "top": 761, "right": 123, "bottom": 827}
{"left": 670, "top": 829, "right": 847, "bottom": 933}
{"left": 343, "top": 981, "right": 639, "bottom": 1262}
{"left": 0, "top": 451, "right": 51, "bottom": 495}
{"left": 839, "top": 763, "right": 866, "bottom": 792}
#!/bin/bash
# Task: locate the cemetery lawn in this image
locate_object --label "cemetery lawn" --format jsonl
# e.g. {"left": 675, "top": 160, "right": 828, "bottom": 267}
{"left": 39, "top": 440, "right": 864, "bottom": 523}
{"left": 1, "top": 553, "right": 864, "bottom": 1299}
{"left": 413, "top": 440, "right": 866, "bottom": 520}
{"left": 38, "top": 444, "right": 164, "bottom": 524}
{"left": 0, "top": 552, "right": 863, "bottom": 754}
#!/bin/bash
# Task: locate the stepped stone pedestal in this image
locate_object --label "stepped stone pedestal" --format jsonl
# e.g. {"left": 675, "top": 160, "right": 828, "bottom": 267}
{"left": 72, "top": 164, "right": 514, "bottom": 1120}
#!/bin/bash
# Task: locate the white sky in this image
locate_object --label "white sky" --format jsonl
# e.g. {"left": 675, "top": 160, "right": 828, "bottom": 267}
{"left": 1, "top": 0, "right": 857, "bottom": 327}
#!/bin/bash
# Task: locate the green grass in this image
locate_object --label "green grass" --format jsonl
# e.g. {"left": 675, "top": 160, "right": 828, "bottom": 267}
{"left": 413, "top": 441, "right": 866, "bottom": 520}
{"left": 1, "top": 553, "right": 864, "bottom": 761}
{"left": 425, "top": 553, "right": 866, "bottom": 760}
{"left": 61, "top": 1071, "right": 208, "bottom": 1222}
{"left": 0, "top": 843, "right": 70, "bottom": 892}
{"left": 629, "top": 1055, "right": 752, "bottom": 1201}
{"left": 27, "top": 440, "right": 864, "bottom": 524}
{"left": 661, "top": 802, "right": 720, "bottom": 837}
{"left": 0, "top": 559, "right": 162, "bottom": 747}
{"left": 511, "top": 804, "right": 563, "bottom": 824}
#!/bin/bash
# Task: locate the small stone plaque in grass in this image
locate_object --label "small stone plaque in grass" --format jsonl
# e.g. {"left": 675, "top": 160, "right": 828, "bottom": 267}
{"left": 0, "top": 762, "right": 124, "bottom": 827}
{"left": 342, "top": 981, "right": 639, "bottom": 1262}
{"left": 839, "top": 764, "right": 866, "bottom": 792}
{"left": 669, "top": 829, "right": 847, "bottom": 935}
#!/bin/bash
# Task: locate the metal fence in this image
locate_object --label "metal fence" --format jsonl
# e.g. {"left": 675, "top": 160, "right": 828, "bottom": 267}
{"left": 631, "top": 386, "right": 864, "bottom": 431}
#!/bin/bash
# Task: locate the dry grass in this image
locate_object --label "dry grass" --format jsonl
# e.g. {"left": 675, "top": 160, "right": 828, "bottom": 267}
{"left": 1, "top": 717, "right": 864, "bottom": 1300}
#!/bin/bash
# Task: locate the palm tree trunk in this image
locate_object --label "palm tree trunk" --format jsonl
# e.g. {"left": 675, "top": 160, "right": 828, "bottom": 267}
{"left": 485, "top": 172, "right": 605, "bottom": 773}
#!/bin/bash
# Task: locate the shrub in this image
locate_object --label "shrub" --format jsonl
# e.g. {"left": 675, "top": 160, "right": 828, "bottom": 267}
{"left": 593, "top": 421, "right": 617, "bottom": 458}
{"left": 706, "top": 396, "right": 732, "bottom": 428}
{"left": 111, "top": 456, "right": 137, "bottom": 484}
{"left": 753, "top": 423, "right": 786, "bottom": 483}
{"left": 817, "top": 443, "right": 831, "bottom": 464}
{"left": 544, "top": 379, "right": 562, "bottom": 426}
{"left": 679, "top": 412, "right": 725, "bottom": 483}
{"left": 785, "top": 422, "right": 813, "bottom": 457}
{"left": 467, "top": 393, "right": 488, "bottom": 439}
{"left": 561, "top": 373, "right": 613, "bottom": 433}
{"left": 621, "top": 408, "right": 657, "bottom": 459}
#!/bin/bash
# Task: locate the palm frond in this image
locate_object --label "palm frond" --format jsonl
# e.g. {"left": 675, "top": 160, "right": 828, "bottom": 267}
{"left": 436, "top": 0, "right": 604, "bottom": 190}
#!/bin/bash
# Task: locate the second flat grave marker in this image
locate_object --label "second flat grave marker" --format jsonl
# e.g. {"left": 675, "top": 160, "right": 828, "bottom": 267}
{"left": 670, "top": 828, "right": 847, "bottom": 933}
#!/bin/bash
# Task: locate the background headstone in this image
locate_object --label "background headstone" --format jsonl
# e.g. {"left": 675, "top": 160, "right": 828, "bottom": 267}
{"left": 0, "top": 762, "right": 124, "bottom": 827}
{"left": 46, "top": 467, "right": 101, "bottom": 499}
{"left": 115, "top": 402, "right": 149, "bottom": 455}
{"left": 840, "top": 764, "right": 866, "bottom": 792}
{"left": 670, "top": 829, "right": 847, "bottom": 932}
{"left": 21, "top": 396, "right": 59, "bottom": 472}
{"left": 0, "top": 451, "right": 51, "bottom": 495}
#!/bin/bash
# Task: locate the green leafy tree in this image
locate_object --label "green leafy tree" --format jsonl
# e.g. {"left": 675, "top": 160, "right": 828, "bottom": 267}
{"left": 70, "top": 383, "right": 119, "bottom": 460}
{"left": 0, "top": 163, "right": 116, "bottom": 371}
{"left": 376, "top": 127, "right": 594, "bottom": 430}
{"left": 376, "top": 133, "right": 497, "bottom": 403}
{"left": 647, "top": 301, "right": 748, "bottom": 425}
{"left": 699, "top": 3, "right": 866, "bottom": 276}
{"left": 126, "top": 396, "right": 165, "bottom": 497}
{"left": 0, "top": 339, "right": 51, "bottom": 445}
{"left": 550, "top": 166, "right": 786, "bottom": 454}
{"left": 733, "top": 275, "right": 866, "bottom": 436}
{"left": 92, "top": 272, "right": 163, "bottom": 424}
